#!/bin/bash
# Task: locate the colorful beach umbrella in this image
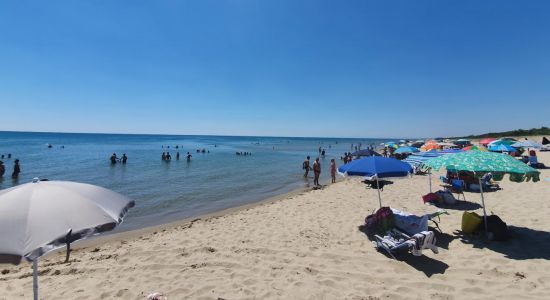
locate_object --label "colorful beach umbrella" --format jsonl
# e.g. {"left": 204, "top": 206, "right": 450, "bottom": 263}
{"left": 423, "top": 151, "right": 540, "bottom": 235}
{"left": 479, "top": 138, "right": 497, "bottom": 146}
{"left": 0, "top": 179, "right": 135, "bottom": 300}
{"left": 488, "top": 139, "right": 515, "bottom": 147}
{"left": 338, "top": 157, "right": 413, "bottom": 207}
{"left": 422, "top": 140, "right": 440, "bottom": 151}
{"left": 395, "top": 146, "right": 420, "bottom": 154}
{"left": 464, "top": 145, "right": 488, "bottom": 152}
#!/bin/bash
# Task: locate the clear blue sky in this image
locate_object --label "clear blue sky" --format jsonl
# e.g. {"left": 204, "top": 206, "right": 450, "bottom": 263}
{"left": 1, "top": 0, "right": 549, "bottom": 138}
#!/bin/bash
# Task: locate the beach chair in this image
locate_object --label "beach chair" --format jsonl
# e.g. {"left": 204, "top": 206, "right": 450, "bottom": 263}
{"left": 373, "top": 229, "right": 438, "bottom": 260}
{"left": 449, "top": 179, "right": 466, "bottom": 200}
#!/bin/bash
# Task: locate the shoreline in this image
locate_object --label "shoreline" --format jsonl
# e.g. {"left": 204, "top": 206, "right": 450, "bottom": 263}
{"left": 76, "top": 179, "right": 326, "bottom": 250}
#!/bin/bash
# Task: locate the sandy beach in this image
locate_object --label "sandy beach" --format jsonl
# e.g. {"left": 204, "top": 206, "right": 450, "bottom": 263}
{"left": 1, "top": 151, "right": 549, "bottom": 299}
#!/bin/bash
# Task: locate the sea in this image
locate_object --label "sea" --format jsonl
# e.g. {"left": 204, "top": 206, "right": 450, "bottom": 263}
{"left": 0, "top": 131, "right": 393, "bottom": 231}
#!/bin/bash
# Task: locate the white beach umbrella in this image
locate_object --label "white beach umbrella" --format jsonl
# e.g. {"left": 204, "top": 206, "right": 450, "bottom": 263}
{"left": 0, "top": 179, "right": 135, "bottom": 300}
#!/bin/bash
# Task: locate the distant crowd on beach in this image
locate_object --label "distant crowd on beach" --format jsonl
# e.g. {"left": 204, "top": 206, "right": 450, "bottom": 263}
{"left": 0, "top": 153, "right": 21, "bottom": 179}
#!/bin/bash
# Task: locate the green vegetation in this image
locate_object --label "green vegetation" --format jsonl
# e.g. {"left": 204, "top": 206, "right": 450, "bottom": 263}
{"left": 456, "top": 127, "right": 550, "bottom": 139}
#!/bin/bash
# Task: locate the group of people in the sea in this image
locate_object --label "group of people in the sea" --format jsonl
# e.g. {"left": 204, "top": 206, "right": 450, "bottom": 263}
{"left": 162, "top": 151, "right": 192, "bottom": 162}
{"left": 110, "top": 153, "right": 128, "bottom": 165}
{"left": 0, "top": 154, "right": 21, "bottom": 179}
{"left": 236, "top": 152, "right": 252, "bottom": 156}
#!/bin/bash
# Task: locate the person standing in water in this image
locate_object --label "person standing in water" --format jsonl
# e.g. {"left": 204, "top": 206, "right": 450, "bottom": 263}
{"left": 186, "top": 152, "right": 192, "bottom": 162}
{"left": 313, "top": 158, "right": 321, "bottom": 186}
{"left": 110, "top": 153, "right": 117, "bottom": 165}
{"left": 176, "top": 151, "right": 180, "bottom": 160}
{"left": 12, "top": 159, "right": 20, "bottom": 178}
{"left": 303, "top": 156, "right": 311, "bottom": 178}
{"left": 0, "top": 161, "right": 5, "bottom": 177}
{"left": 330, "top": 159, "right": 336, "bottom": 183}
{"left": 121, "top": 153, "right": 128, "bottom": 164}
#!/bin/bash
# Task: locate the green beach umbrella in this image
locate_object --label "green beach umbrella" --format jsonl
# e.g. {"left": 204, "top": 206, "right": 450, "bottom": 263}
{"left": 423, "top": 151, "right": 540, "bottom": 236}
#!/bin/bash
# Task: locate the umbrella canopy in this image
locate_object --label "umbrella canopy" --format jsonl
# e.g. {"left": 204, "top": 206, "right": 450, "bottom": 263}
{"left": 422, "top": 140, "right": 440, "bottom": 151}
{"left": 488, "top": 139, "right": 515, "bottom": 147}
{"left": 0, "top": 180, "right": 135, "bottom": 264}
{"left": 488, "top": 144, "right": 516, "bottom": 152}
{"left": 511, "top": 140, "right": 543, "bottom": 149}
{"left": 338, "top": 156, "right": 413, "bottom": 177}
{"left": 423, "top": 151, "right": 540, "bottom": 182}
{"left": 351, "top": 149, "right": 382, "bottom": 157}
{"left": 464, "top": 145, "right": 488, "bottom": 151}
{"left": 0, "top": 180, "right": 135, "bottom": 300}
{"left": 479, "top": 138, "right": 497, "bottom": 146}
{"left": 403, "top": 151, "right": 445, "bottom": 169}
{"left": 395, "top": 146, "right": 420, "bottom": 154}
{"left": 338, "top": 157, "right": 412, "bottom": 208}
{"left": 385, "top": 142, "right": 398, "bottom": 149}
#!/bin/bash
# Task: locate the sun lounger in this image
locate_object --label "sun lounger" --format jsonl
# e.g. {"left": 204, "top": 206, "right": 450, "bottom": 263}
{"left": 373, "top": 229, "right": 438, "bottom": 259}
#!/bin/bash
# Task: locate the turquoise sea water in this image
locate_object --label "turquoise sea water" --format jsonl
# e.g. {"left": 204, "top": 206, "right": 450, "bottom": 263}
{"left": 0, "top": 131, "right": 391, "bottom": 230}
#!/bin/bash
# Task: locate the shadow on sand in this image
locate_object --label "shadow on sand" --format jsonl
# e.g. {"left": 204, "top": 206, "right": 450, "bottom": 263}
{"left": 430, "top": 200, "right": 483, "bottom": 211}
{"left": 455, "top": 225, "right": 550, "bottom": 260}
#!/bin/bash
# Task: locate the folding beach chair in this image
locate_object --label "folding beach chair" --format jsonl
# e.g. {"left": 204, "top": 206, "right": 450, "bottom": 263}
{"left": 373, "top": 229, "right": 438, "bottom": 260}
{"left": 449, "top": 179, "right": 466, "bottom": 200}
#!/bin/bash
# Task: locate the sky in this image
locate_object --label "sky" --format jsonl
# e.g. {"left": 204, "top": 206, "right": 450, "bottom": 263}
{"left": 0, "top": 0, "right": 549, "bottom": 138}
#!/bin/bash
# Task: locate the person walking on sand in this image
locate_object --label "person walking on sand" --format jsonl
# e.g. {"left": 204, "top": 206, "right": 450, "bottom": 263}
{"left": 12, "top": 159, "right": 20, "bottom": 178}
{"left": 303, "top": 156, "right": 311, "bottom": 178}
{"left": 313, "top": 158, "right": 321, "bottom": 186}
{"left": 330, "top": 159, "right": 336, "bottom": 183}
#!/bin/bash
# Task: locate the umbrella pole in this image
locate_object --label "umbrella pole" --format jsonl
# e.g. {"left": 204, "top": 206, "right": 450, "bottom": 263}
{"left": 33, "top": 258, "right": 38, "bottom": 300}
{"left": 376, "top": 175, "right": 382, "bottom": 208}
{"left": 479, "top": 178, "right": 488, "bottom": 235}
{"left": 429, "top": 171, "right": 432, "bottom": 193}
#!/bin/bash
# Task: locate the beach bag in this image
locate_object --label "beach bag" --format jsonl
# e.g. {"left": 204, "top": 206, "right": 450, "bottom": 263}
{"left": 376, "top": 207, "right": 395, "bottom": 232}
{"left": 422, "top": 193, "right": 439, "bottom": 204}
{"left": 365, "top": 207, "right": 395, "bottom": 234}
{"left": 484, "top": 215, "right": 510, "bottom": 241}
{"left": 461, "top": 211, "right": 482, "bottom": 234}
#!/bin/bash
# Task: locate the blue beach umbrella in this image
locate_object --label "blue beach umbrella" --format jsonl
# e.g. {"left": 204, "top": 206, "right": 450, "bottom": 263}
{"left": 338, "top": 156, "right": 413, "bottom": 207}
{"left": 395, "top": 146, "right": 420, "bottom": 154}
{"left": 488, "top": 144, "right": 516, "bottom": 152}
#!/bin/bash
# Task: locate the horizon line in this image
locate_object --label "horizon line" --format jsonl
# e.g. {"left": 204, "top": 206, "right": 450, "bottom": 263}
{"left": 0, "top": 130, "right": 424, "bottom": 141}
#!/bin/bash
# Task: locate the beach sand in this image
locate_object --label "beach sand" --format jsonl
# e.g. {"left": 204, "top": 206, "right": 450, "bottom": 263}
{"left": 1, "top": 152, "right": 549, "bottom": 299}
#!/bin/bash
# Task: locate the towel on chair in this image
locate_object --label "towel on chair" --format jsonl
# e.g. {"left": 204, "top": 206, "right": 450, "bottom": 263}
{"left": 410, "top": 231, "right": 438, "bottom": 256}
